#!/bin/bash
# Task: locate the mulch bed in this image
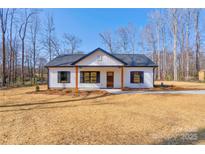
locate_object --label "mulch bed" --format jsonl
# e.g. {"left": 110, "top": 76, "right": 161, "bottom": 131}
{"left": 27, "top": 88, "right": 110, "bottom": 97}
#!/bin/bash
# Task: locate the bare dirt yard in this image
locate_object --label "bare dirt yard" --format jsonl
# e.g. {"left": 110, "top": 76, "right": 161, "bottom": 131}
{"left": 0, "top": 81, "right": 205, "bottom": 145}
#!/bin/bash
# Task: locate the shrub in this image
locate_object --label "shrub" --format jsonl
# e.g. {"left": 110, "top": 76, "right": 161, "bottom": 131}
{"left": 35, "top": 85, "right": 40, "bottom": 92}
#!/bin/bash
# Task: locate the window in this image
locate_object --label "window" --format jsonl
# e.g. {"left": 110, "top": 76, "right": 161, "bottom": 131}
{"left": 80, "top": 71, "right": 100, "bottom": 83}
{"left": 58, "top": 71, "right": 70, "bottom": 83}
{"left": 97, "top": 55, "right": 102, "bottom": 61}
{"left": 130, "top": 71, "right": 144, "bottom": 83}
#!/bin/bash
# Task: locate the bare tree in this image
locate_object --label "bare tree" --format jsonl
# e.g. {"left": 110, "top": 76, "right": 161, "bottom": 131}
{"left": 149, "top": 10, "right": 163, "bottom": 80}
{"left": 30, "top": 14, "right": 40, "bottom": 84}
{"left": 12, "top": 31, "right": 19, "bottom": 83}
{"left": 116, "top": 27, "right": 129, "bottom": 53}
{"left": 0, "top": 8, "right": 9, "bottom": 86}
{"left": 44, "top": 13, "right": 55, "bottom": 61}
{"left": 140, "top": 24, "right": 157, "bottom": 62}
{"left": 8, "top": 9, "right": 16, "bottom": 85}
{"left": 194, "top": 9, "right": 201, "bottom": 74}
{"left": 127, "top": 24, "right": 138, "bottom": 54}
{"left": 161, "top": 16, "right": 167, "bottom": 80}
{"left": 51, "top": 38, "right": 61, "bottom": 56}
{"left": 19, "top": 9, "right": 34, "bottom": 85}
{"left": 170, "top": 9, "right": 179, "bottom": 81}
{"left": 63, "top": 33, "right": 82, "bottom": 54}
{"left": 38, "top": 57, "right": 47, "bottom": 83}
{"left": 99, "top": 31, "right": 115, "bottom": 53}
{"left": 184, "top": 9, "right": 192, "bottom": 80}
{"left": 178, "top": 9, "right": 186, "bottom": 80}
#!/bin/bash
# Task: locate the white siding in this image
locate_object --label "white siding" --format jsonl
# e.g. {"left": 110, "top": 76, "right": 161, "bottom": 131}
{"left": 78, "top": 67, "right": 121, "bottom": 89}
{"left": 124, "top": 67, "right": 154, "bottom": 88}
{"left": 48, "top": 67, "right": 154, "bottom": 89}
{"left": 49, "top": 67, "right": 76, "bottom": 88}
{"left": 49, "top": 67, "right": 121, "bottom": 89}
{"left": 76, "top": 50, "right": 124, "bottom": 66}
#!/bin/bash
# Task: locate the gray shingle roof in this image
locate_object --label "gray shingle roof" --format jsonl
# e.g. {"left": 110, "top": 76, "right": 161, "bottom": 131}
{"left": 114, "top": 54, "right": 157, "bottom": 67}
{"left": 46, "top": 54, "right": 85, "bottom": 66}
{"left": 45, "top": 48, "right": 157, "bottom": 67}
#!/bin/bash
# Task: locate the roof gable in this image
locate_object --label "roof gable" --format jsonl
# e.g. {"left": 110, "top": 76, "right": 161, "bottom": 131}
{"left": 71, "top": 48, "right": 127, "bottom": 65}
{"left": 45, "top": 48, "right": 157, "bottom": 67}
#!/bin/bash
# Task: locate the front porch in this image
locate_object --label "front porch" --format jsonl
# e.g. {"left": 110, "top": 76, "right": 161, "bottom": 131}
{"left": 75, "top": 66, "right": 124, "bottom": 93}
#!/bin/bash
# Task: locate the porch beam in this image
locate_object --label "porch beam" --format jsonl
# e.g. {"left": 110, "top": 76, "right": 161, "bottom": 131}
{"left": 75, "top": 66, "right": 79, "bottom": 94}
{"left": 121, "top": 66, "right": 124, "bottom": 90}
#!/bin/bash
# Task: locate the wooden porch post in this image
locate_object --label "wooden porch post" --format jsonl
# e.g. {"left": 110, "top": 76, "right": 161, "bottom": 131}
{"left": 75, "top": 66, "right": 79, "bottom": 94}
{"left": 121, "top": 66, "right": 124, "bottom": 90}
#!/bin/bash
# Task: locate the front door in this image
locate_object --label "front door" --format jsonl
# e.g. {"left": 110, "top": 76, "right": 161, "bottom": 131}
{"left": 107, "top": 72, "right": 114, "bottom": 88}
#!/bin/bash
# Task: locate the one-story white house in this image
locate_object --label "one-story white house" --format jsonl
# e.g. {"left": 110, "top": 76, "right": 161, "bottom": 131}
{"left": 45, "top": 48, "right": 157, "bottom": 91}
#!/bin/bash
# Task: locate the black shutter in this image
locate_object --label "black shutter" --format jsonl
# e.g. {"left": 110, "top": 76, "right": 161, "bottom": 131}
{"left": 58, "top": 72, "right": 61, "bottom": 83}
{"left": 97, "top": 72, "right": 100, "bottom": 83}
{"left": 140, "top": 72, "right": 144, "bottom": 83}
{"left": 67, "top": 72, "right": 70, "bottom": 83}
{"left": 130, "top": 72, "right": 133, "bottom": 83}
{"left": 80, "top": 72, "right": 83, "bottom": 83}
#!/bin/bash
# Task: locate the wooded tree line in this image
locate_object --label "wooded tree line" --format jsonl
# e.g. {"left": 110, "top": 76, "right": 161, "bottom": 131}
{"left": 99, "top": 9, "right": 205, "bottom": 81}
{"left": 0, "top": 8, "right": 205, "bottom": 87}
{"left": 0, "top": 8, "right": 82, "bottom": 87}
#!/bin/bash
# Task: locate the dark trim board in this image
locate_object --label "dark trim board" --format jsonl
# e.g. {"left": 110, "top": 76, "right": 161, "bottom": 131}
{"left": 79, "top": 65, "right": 124, "bottom": 67}
{"left": 45, "top": 66, "right": 75, "bottom": 68}
{"left": 153, "top": 67, "right": 155, "bottom": 87}
{"left": 120, "top": 66, "right": 158, "bottom": 68}
{"left": 47, "top": 67, "right": 50, "bottom": 89}
{"left": 46, "top": 65, "right": 158, "bottom": 68}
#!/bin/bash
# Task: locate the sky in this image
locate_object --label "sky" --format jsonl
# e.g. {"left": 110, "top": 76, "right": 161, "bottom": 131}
{"left": 44, "top": 8, "right": 153, "bottom": 53}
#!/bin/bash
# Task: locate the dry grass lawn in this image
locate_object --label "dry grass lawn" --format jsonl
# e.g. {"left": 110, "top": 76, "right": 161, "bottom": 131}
{"left": 0, "top": 81, "right": 205, "bottom": 144}
{"left": 155, "top": 80, "right": 205, "bottom": 90}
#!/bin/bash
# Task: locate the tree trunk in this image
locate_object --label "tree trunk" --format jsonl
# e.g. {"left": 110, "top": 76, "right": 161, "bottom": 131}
{"left": 12, "top": 50, "right": 15, "bottom": 84}
{"left": 49, "top": 39, "right": 51, "bottom": 61}
{"left": 21, "top": 40, "right": 25, "bottom": 85}
{"left": 8, "top": 50, "right": 12, "bottom": 85}
{"left": 162, "top": 39, "right": 166, "bottom": 80}
{"left": 10, "top": 10, "right": 14, "bottom": 85}
{"left": 173, "top": 25, "right": 178, "bottom": 81}
{"left": 195, "top": 11, "right": 200, "bottom": 75}
{"left": 157, "top": 30, "right": 161, "bottom": 80}
{"left": 185, "top": 20, "right": 190, "bottom": 81}
{"left": 173, "top": 10, "right": 178, "bottom": 81}
{"left": 2, "top": 32, "right": 6, "bottom": 86}
{"left": 33, "top": 43, "right": 36, "bottom": 84}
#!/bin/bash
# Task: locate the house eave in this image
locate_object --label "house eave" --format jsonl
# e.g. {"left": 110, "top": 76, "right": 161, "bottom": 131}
{"left": 45, "top": 65, "right": 158, "bottom": 68}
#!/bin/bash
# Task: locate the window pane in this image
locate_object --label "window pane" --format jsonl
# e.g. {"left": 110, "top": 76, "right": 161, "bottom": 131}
{"left": 130, "top": 71, "right": 144, "bottom": 83}
{"left": 84, "top": 72, "right": 90, "bottom": 83}
{"left": 133, "top": 73, "right": 140, "bottom": 83}
{"left": 61, "top": 72, "right": 67, "bottom": 81}
{"left": 80, "top": 71, "right": 100, "bottom": 83}
{"left": 58, "top": 71, "right": 70, "bottom": 83}
{"left": 91, "top": 72, "right": 97, "bottom": 83}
